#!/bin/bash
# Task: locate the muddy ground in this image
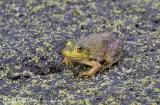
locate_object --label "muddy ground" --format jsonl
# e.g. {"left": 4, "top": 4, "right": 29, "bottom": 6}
{"left": 0, "top": 0, "right": 160, "bottom": 105}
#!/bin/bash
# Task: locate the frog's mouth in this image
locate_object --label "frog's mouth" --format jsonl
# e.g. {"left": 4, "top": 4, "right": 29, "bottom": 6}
{"left": 62, "top": 50, "right": 89, "bottom": 59}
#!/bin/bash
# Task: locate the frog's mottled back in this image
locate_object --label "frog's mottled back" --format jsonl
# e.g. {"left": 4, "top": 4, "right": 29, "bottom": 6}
{"left": 77, "top": 33, "right": 111, "bottom": 59}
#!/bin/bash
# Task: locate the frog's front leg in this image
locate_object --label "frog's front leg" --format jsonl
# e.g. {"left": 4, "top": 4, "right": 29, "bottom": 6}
{"left": 79, "top": 60, "right": 102, "bottom": 77}
{"left": 62, "top": 57, "right": 73, "bottom": 69}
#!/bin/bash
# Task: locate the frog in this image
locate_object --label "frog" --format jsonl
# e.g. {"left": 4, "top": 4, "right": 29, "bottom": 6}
{"left": 62, "top": 32, "right": 123, "bottom": 77}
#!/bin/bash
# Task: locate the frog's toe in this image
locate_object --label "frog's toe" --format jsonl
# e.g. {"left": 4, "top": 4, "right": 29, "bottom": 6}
{"left": 79, "top": 71, "right": 95, "bottom": 78}
{"left": 79, "top": 71, "right": 88, "bottom": 77}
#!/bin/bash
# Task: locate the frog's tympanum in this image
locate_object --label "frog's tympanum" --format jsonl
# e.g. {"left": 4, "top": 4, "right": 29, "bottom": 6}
{"left": 62, "top": 33, "right": 123, "bottom": 77}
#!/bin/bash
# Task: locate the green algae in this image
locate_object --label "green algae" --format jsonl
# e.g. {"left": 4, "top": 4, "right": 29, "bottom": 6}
{"left": 1, "top": 95, "right": 41, "bottom": 105}
{"left": 154, "top": 2, "right": 160, "bottom": 9}
{"left": 87, "top": 1, "right": 96, "bottom": 9}
{"left": 72, "top": 8, "right": 85, "bottom": 17}
{"left": 0, "top": 65, "right": 11, "bottom": 79}
{"left": 27, "top": 0, "right": 67, "bottom": 15}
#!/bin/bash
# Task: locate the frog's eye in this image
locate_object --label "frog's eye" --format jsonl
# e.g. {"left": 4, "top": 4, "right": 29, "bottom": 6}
{"left": 75, "top": 46, "right": 83, "bottom": 52}
{"left": 77, "top": 46, "right": 82, "bottom": 50}
{"left": 66, "top": 40, "right": 74, "bottom": 47}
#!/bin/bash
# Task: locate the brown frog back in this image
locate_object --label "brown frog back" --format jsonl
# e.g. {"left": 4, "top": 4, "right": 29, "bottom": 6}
{"left": 76, "top": 33, "right": 111, "bottom": 59}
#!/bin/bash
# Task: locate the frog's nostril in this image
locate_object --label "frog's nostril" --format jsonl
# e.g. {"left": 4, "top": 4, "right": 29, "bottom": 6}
{"left": 59, "top": 51, "right": 62, "bottom": 54}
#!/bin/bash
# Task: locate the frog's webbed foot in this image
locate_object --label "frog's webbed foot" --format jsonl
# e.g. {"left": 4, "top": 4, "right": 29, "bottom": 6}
{"left": 62, "top": 57, "right": 73, "bottom": 69}
{"left": 108, "top": 63, "right": 113, "bottom": 70}
{"left": 79, "top": 60, "right": 102, "bottom": 77}
{"left": 107, "top": 56, "right": 121, "bottom": 70}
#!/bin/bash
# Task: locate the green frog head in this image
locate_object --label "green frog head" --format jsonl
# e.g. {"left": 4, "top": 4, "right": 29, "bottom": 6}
{"left": 62, "top": 40, "right": 90, "bottom": 60}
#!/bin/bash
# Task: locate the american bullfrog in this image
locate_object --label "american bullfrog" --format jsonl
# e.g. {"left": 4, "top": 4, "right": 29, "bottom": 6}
{"left": 62, "top": 32, "right": 123, "bottom": 77}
